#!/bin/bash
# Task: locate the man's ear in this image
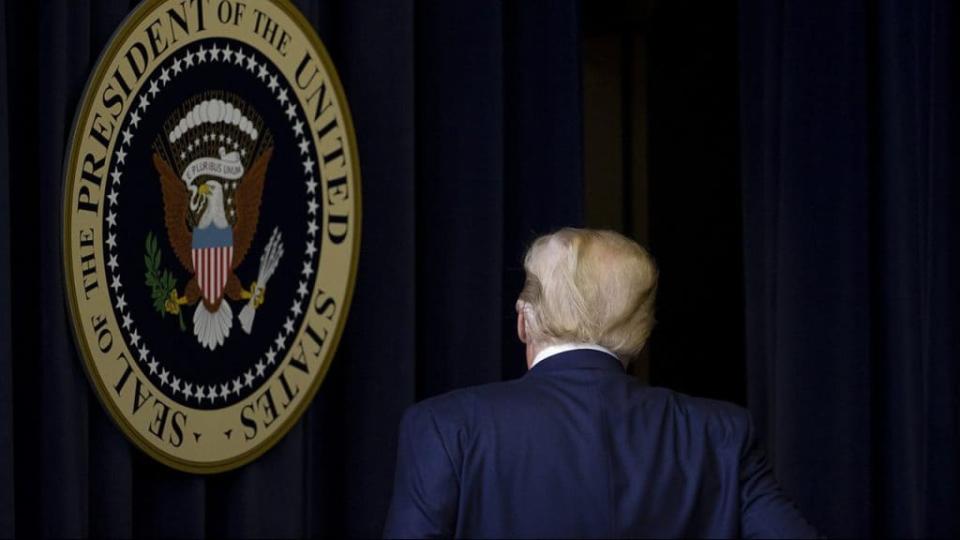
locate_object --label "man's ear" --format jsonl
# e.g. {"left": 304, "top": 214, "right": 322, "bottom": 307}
{"left": 517, "top": 310, "right": 528, "bottom": 344}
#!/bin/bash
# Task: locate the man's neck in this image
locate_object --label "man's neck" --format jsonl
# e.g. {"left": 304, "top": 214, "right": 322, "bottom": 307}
{"left": 527, "top": 342, "right": 621, "bottom": 369}
{"left": 525, "top": 342, "right": 538, "bottom": 369}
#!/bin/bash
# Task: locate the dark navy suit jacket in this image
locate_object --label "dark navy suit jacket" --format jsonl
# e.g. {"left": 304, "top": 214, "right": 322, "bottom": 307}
{"left": 384, "top": 349, "right": 816, "bottom": 538}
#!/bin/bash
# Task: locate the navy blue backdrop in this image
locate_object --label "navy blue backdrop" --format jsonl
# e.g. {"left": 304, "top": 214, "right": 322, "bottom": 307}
{"left": 740, "top": 0, "right": 960, "bottom": 536}
{"left": 0, "top": 0, "right": 581, "bottom": 536}
{"left": 2, "top": 0, "right": 960, "bottom": 538}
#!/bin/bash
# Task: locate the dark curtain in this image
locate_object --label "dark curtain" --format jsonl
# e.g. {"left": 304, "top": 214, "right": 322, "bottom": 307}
{"left": 0, "top": 0, "right": 582, "bottom": 537}
{"left": 740, "top": 0, "right": 960, "bottom": 537}
{"left": 646, "top": 0, "right": 745, "bottom": 405}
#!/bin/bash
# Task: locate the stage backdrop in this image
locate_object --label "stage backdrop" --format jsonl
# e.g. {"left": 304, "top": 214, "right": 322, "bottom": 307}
{"left": 0, "top": 0, "right": 582, "bottom": 536}
{"left": 740, "top": 0, "right": 960, "bottom": 536}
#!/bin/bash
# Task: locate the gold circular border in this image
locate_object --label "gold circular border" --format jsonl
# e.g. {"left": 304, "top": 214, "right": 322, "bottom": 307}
{"left": 60, "top": 0, "right": 362, "bottom": 474}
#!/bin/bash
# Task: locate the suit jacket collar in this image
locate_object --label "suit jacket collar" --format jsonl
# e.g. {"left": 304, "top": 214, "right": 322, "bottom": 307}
{"left": 527, "top": 349, "right": 626, "bottom": 375}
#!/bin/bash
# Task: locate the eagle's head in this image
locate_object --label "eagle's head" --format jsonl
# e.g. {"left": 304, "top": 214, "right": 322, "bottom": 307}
{"left": 188, "top": 178, "right": 225, "bottom": 213}
{"left": 198, "top": 180, "right": 224, "bottom": 199}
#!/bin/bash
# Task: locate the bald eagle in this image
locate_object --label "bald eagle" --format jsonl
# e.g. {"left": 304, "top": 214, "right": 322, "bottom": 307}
{"left": 152, "top": 147, "right": 273, "bottom": 350}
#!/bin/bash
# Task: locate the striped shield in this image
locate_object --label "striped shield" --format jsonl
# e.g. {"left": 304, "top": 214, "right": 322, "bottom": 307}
{"left": 192, "top": 246, "right": 234, "bottom": 304}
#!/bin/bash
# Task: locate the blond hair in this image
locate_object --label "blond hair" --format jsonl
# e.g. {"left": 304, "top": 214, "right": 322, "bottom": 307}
{"left": 517, "top": 228, "right": 658, "bottom": 362}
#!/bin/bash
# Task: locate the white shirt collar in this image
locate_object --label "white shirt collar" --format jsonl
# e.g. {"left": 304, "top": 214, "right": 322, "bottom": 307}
{"left": 531, "top": 343, "right": 621, "bottom": 369}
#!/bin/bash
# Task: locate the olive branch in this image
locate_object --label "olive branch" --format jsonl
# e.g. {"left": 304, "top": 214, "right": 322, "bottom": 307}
{"left": 144, "top": 231, "right": 185, "bottom": 331}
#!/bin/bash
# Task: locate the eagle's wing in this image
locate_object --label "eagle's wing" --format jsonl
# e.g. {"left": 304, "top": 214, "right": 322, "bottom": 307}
{"left": 232, "top": 147, "right": 273, "bottom": 270}
{"left": 152, "top": 153, "right": 194, "bottom": 273}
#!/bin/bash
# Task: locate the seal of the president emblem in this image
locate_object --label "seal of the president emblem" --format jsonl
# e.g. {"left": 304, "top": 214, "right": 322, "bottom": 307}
{"left": 62, "top": 0, "right": 360, "bottom": 473}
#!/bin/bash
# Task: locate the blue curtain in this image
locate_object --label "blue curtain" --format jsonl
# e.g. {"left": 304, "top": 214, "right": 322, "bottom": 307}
{"left": 0, "top": 0, "right": 582, "bottom": 536}
{"left": 740, "top": 0, "right": 960, "bottom": 536}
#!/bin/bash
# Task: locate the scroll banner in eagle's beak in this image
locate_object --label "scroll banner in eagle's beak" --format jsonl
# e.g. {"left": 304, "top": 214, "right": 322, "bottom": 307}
{"left": 180, "top": 156, "right": 245, "bottom": 183}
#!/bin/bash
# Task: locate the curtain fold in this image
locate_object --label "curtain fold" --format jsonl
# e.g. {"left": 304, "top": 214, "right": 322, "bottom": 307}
{"left": 0, "top": 0, "right": 582, "bottom": 536}
{"left": 414, "top": 0, "right": 506, "bottom": 398}
{"left": 0, "top": 0, "right": 14, "bottom": 535}
{"left": 740, "top": 0, "right": 960, "bottom": 536}
{"left": 501, "top": 0, "right": 584, "bottom": 382}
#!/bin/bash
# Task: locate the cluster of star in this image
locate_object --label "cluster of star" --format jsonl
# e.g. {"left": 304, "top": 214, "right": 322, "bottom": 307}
{"left": 168, "top": 98, "right": 260, "bottom": 143}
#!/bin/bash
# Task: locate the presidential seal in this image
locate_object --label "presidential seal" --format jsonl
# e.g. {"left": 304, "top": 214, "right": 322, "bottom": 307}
{"left": 62, "top": 0, "right": 360, "bottom": 473}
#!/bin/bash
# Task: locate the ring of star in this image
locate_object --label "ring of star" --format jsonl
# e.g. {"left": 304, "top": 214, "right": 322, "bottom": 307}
{"left": 104, "top": 41, "right": 321, "bottom": 406}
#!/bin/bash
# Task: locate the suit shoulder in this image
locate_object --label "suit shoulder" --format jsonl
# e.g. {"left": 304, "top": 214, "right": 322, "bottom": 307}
{"left": 666, "top": 390, "right": 753, "bottom": 449}
{"left": 401, "top": 380, "right": 526, "bottom": 429}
